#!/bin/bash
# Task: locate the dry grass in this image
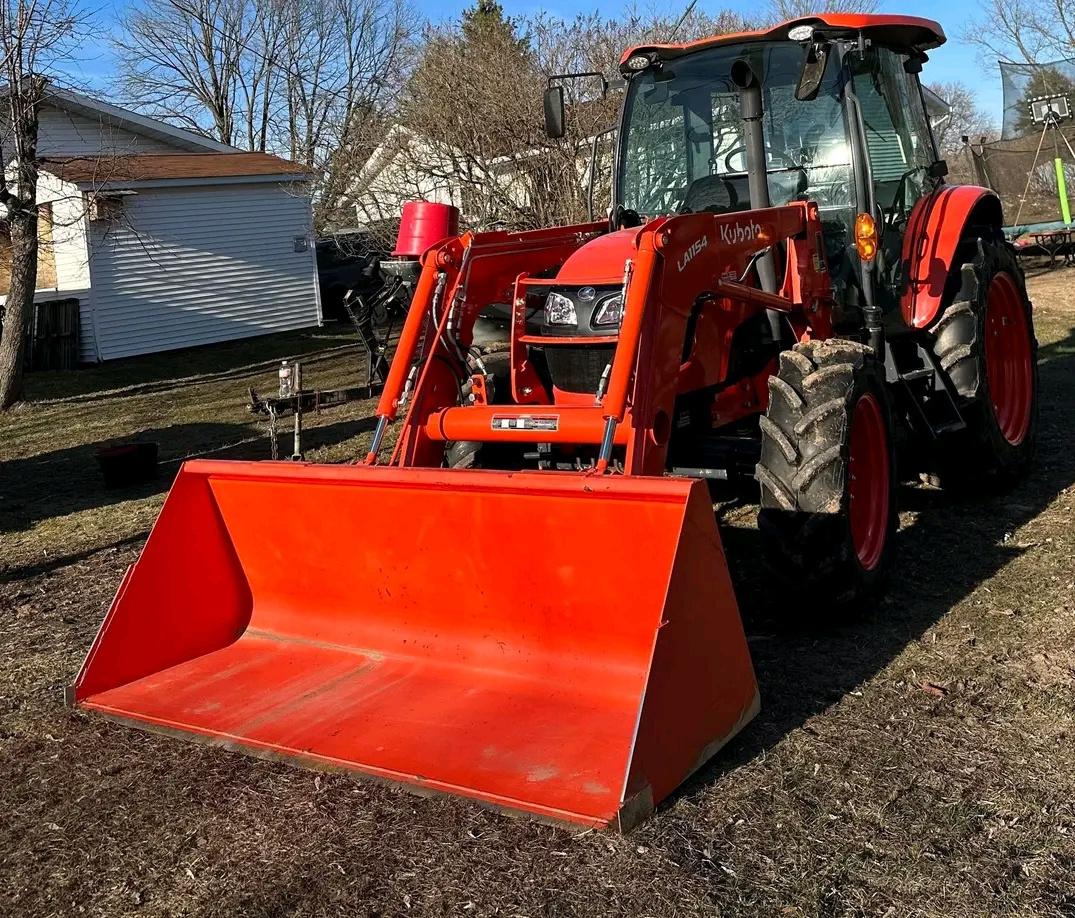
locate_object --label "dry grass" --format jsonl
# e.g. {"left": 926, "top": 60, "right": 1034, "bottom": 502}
{"left": 2, "top": 276, "right": 1075, "bottom": 918}
{"left": 0, "top": 324, "right": 383, "bottom": 575}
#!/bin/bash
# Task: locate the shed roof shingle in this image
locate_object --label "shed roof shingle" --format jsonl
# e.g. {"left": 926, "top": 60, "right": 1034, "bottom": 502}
{"left": 41, "top": 152, "right": 310, "bottom": 185}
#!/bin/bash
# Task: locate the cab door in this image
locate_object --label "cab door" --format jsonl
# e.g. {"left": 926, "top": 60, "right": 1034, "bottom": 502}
{"left": 848, "top": 46, "right": 943, "bottom": 314}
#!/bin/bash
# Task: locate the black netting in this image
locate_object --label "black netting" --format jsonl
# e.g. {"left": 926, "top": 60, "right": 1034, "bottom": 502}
{"left": 948, "top": 121, "right": 1075, "bottom": 229}
{"left": 1000, "top": 59, "right": 1075, "bottom": 139}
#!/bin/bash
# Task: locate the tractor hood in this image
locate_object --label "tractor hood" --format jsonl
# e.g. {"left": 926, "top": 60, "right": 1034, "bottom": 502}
{"left": 555, "top": 227, "right": 645, "bottom": 286}
{"left": 538, "top": 228, "right": 648, "bottom": 340}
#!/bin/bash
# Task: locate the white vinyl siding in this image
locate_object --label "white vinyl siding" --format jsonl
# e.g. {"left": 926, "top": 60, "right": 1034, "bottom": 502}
{"left": 0, "top": 172, "right": 96, "bottom": 360}
{"left": 36, "top": 173, "right": 96, "bottom": 360}
{"left": 52, "top": 194, "right": 90, "bottom": 291}
{"left": 85, "top": 182, "right": 320, "bottom": 360}
{"left": 36, "top": 106, "right": 182, "bottom": 156}
{"left": 47, "top": 191, "right": 95, "bottom": 362}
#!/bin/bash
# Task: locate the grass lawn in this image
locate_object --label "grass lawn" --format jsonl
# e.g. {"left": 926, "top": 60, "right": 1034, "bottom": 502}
{"left": 2, "top": 274, "right": 1074, "bottom": 918}
{"left": 0, "top": 323, "right": 382, "bottom": 577}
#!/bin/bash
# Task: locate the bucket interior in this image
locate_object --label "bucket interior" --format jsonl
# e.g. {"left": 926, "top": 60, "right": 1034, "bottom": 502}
{"left": 75, "top": 462, "right": 756, "bottom": 826}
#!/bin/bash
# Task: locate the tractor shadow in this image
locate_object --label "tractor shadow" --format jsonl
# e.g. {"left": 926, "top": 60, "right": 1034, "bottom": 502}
{"left": 680, "top": 325, "right": 1075, "bottom": 799}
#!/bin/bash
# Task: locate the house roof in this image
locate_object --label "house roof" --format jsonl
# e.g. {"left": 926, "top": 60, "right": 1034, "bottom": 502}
{"left": 0, "top": 85, "right": 238, "bottom": 153}
{"left": 41, "top": 152, "right": 311, "bottom": 187}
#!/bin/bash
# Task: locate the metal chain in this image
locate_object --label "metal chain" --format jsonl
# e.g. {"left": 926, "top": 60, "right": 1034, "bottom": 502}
{"left": 267, "top": 405, "right": 279, "bottom": 460}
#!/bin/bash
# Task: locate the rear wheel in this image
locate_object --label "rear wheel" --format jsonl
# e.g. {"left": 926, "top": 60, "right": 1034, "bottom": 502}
{"left": 756, "top": 340, "right": 898, "bottom": 609}
{"left": 928, "top": 236, "right": 1038, "bottom": 489}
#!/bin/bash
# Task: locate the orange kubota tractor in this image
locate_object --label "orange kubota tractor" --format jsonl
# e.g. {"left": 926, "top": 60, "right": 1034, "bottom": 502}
{"left": 71, "top": 15, "right": 1038, "bottom": 830}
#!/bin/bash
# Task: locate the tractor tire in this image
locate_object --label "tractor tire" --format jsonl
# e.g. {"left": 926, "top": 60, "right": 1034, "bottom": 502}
{"left": 446, "top": 352, "right": 514, "bottom": 469}
{"left": 927, "top": 235, "right": 1038, "bottom": 491}
{"left": 756, "top": 340, "right": 898, "bottom": 610}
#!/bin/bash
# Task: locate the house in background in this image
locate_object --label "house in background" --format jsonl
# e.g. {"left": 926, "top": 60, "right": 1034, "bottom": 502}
{"left": 1, "top": 86, "right": 322, "bottom": 363}
{"left": 346, "top": 124, "right": 547, "bottom": 230}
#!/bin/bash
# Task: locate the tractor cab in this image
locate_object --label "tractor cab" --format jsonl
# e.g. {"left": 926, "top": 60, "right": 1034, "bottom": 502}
{"left": 550, "top": 16, "right": 948, "bottom": 327}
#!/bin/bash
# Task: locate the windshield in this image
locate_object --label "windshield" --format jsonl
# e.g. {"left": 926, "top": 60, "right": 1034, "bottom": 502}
{"left": 617, "top": 42, "right": 854, "bottom": 220}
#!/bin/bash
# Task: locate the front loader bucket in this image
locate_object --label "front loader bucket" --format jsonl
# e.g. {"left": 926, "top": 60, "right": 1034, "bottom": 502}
{"left": 72, "top": 461, "right": 758, "bottom": 829}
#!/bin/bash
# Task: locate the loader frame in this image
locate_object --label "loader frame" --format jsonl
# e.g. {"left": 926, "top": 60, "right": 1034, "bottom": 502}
{"left": 367, "top": 203, "right": 835, "bottom": 477}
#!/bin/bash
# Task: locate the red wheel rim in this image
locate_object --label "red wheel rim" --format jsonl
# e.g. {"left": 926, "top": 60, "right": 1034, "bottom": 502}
{"left": 848, "top": 392, "right": 890, "bottom": 571}
{"left": 984, "top": 272, "right": 1033, "bottom": 446}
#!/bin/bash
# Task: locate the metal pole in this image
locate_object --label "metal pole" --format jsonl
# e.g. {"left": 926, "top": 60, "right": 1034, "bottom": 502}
{"left": 731, "top": 57, "right": 784, "bottom": 347}
{"left": 732, "top": 60, "right": 775, "bottom": 292}
{"left": 1055, "top": 157, "right": 1072, "bottom": 224}
{"left": 292, "top": 361, "right": 303, "bottom": 460}
{"left": 1013, "top": 121, "right": 1050, "bottom": 231}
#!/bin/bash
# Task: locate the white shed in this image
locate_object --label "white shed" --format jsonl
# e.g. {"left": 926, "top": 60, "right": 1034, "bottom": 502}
{"left": 1, "top": 87, "right": 323, "bottom": 362}
{"left": 39, "top": 152, "right": 322, "bottom": 362}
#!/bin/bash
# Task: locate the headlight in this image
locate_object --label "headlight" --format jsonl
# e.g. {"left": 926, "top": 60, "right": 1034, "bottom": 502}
{"left": 544, "top": 291, "right": 577, "bottom": 326}
{"left": 592, "top": 293, "right": 624, "bottom": 327}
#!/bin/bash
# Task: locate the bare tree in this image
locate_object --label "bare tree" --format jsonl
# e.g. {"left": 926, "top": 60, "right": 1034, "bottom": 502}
{"left": 390, "top": 2, "right": 544, "bottom": 229}
{"left": 927, "top": 81, "right": 1000, "bottom": 154}
{"left": 966, "top": 0, "right": 1075, "bottom": 66}
{"left": 116, "top": 0, "right": 252, "bottom": 145}
{"left": 282, "top": 0, "right": 415, "bottom": 227}
{"left": 372, "top": 2, "right": 751, "bottom": 233}
{"left": 237, "top": 0, "right": 289, "bottom": 151}
{"left": 764, "top": 0, "right": 878, "bottom": 22}
{"left": 114, "top": 0, "right": 416, "bottom": 225}
{"left": 0, "top": 0, "right": 88, "bottom": 409}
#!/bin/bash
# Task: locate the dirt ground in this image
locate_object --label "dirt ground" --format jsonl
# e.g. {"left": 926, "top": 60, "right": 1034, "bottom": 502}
{"left": 2, "top": 272, "right": 1074, "bottom": 918}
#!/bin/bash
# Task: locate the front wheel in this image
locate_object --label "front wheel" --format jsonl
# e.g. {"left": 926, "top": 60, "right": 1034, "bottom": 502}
{"left": 756, "top": 340, "right": 898, "bottom": 610}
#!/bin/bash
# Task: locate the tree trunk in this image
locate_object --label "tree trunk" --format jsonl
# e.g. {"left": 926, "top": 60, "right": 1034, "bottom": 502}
{"left": 0, "top": 208, "right": 39, "bottom": 407}
{"left": 0, "top": 78, "right": 43, "bottom": 410}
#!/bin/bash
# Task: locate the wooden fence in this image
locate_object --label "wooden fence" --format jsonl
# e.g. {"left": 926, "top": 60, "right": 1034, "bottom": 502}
{"left": 0, "top": 296, "right": 81, "bottom": 371}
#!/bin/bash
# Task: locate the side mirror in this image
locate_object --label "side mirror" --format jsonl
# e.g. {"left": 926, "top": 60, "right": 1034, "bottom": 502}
{"left": 795, "top": 41, "right": 830, "bottom": 102}
{"left": 904, "top": 52, "right": 927, "bottom": 74}
{"left": 544, "top": 85, "right": 565, "bottom": 139}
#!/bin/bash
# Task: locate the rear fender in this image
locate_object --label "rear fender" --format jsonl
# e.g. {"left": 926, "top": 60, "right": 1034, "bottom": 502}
{"left": 900, "top": 185, "right": 1004, "bottom": 329}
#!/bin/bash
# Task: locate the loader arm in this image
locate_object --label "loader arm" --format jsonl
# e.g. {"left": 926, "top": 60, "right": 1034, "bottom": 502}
{"left": 369, "top": 221, "right": 607, "bottom": 467}
{"left": 381, "top": 202, "right": 834, "bottom": 477}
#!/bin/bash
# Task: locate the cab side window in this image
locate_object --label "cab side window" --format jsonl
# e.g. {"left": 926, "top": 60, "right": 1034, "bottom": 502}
{"left": 851, "top": 47, "right": 939, "bottom": 296}
{"left": 852, "top": 48, "right": 935, "bottom": 219}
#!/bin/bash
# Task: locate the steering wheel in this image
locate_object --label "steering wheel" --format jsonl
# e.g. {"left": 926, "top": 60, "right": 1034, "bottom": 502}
{"left": 723, "top": 144, "right": 799, "bottom": 173}
{"left": 879, "top": 167, "right": 925, "bottom": 241}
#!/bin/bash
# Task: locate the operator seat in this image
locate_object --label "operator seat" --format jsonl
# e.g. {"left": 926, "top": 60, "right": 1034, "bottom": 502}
{"left": 680, "top": 175, "right": 738, "bottom": 214}
{"left": 682, "top": 170, "right": 808, "bottom": 215}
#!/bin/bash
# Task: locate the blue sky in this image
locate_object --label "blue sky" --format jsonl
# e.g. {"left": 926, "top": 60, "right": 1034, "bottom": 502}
{"left": 65, "top": 0, "right": 1001, "bottom": 119}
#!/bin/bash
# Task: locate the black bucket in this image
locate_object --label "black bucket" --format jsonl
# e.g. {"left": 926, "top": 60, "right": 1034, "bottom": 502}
{"left": 96, "top": 442, "right": 159, "bottom": 489}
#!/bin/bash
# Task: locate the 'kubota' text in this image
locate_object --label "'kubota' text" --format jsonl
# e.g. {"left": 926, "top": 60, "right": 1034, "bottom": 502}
{"left": 719, "top": 220, "right": 762, "bottom": 246}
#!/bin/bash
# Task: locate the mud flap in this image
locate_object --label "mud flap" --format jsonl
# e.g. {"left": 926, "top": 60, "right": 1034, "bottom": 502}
{"left": 72, "top": 460, "right": 759, "bottom": 829}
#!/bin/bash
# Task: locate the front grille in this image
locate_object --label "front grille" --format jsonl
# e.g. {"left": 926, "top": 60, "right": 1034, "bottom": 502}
{"left": 543, "top": 344, "right": 615, "bottom": 394}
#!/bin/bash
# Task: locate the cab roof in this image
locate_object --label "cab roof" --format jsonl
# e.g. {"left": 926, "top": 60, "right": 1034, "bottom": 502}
{"left": 620, "top": 14, "right": 945, "bottom": 70}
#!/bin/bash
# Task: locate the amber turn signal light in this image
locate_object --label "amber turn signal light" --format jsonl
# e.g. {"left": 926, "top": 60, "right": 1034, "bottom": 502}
{"left": 854, "top": 212, "right": 878, "bottom": 261}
